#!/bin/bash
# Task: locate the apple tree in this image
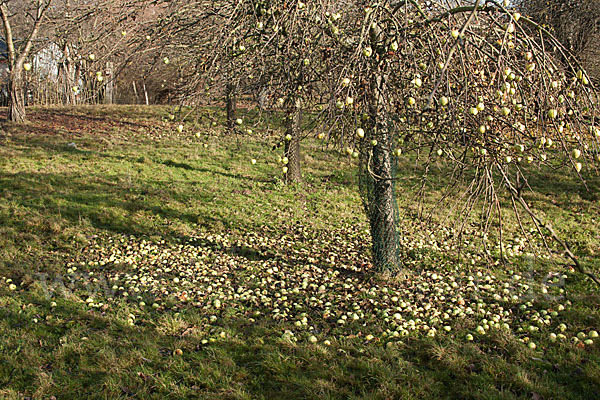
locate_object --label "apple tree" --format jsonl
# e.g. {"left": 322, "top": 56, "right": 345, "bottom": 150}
{"left": 308, "top": 0, "right": 599, "bottom": 277}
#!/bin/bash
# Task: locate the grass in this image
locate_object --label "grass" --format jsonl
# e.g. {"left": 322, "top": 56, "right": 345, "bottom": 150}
{"left": 0, "top": 104, "right": 599, "bottom": 399}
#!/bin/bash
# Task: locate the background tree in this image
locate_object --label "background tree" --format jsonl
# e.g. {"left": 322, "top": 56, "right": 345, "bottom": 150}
{"left": 2, "top": 0, "right": 162, "bottom": 114}
{"left": 1, "top": 0, "right": 52, "bottom": 122}
{"left": 517, "top": 0, "right": 600, "bottom": 82}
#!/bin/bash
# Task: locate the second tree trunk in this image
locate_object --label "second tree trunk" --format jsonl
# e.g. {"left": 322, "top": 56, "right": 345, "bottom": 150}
{"left": 284, "top": 101, "right": 302, "bottom": 183}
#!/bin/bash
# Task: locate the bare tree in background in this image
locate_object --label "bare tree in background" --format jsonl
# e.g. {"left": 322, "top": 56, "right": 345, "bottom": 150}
{"left": 1, "top": 0, "right": 52, "bottom": 122}
{"left": 517, "top": 0, "right": 600, "bottom": 81}
{"left": 1, "top": 0, "right": 162, "bottom": 115}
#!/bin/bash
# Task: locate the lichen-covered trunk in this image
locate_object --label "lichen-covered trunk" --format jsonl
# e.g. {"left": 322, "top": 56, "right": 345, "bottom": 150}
{"left": 360, "top": 72, "right": 401, "bottom": 273}
{"left": 284, "top": 101, "right": 302, "bottom": 183}
{"left": 368, "top": 130, "right": 399, "bottom": 272}
{"left": 225, "top": 83, "right": 236, "bottom": 133}
{"left": 7, "top": 69, "right": 25, "bottom": 123}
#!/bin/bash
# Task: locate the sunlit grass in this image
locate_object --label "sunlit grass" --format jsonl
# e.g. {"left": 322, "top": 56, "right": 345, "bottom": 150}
{"left": 0, "top": 105, "right": 598, "bottom": 399}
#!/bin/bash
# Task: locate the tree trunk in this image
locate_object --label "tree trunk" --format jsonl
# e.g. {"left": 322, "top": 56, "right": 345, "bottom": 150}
{"left": 104, "top": 62, "right": 114, "bottom": 105}
{"left": 360, "top": 73, "right": 401, "bottom": 273}
{"left": 7, "top": 69, "right": 26, "bottom": 123}
{"left": 367, "top": 132, "right": 400, "bottom": 272}
{"left": 132, "top": 81, "right": 139, "bottom": 104}
{"left": 284, "top": 99, "right": 302, "bottom": 183}
{"left": 225, "top": 83, "right": 236, "bottom": 133}
{"left": 143, "top": 82, "right": 149, "bottom": 105}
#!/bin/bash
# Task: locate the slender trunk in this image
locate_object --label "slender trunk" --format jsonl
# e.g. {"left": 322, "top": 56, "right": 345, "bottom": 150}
{"left": 132, "top": 81, "right": 138, "bottom": 104}
{"left": 257, "top": 87, "right": 267, "bottom": 110}
{"left": 7, "top": 69, "right": 26, "bottom": 122}
{"left": 62, "top": 61, "right": 75, "bottom": 105}
{"left": 104, "top": 62, "right": 114, "bottom": 105}
{"left": 360, "top": 72, "right": 401, "bottom": 273}
{"left": 284, "top": 99, "right": 302, "bottom": 183}
{"left": 74, "top": 64, "right": 81, "bottom": 105}
{"left": 225, "top": 83, "right": 236, "bottom": 133}
{"left": 143, "top": 82, "right": 149, "bottom": 105}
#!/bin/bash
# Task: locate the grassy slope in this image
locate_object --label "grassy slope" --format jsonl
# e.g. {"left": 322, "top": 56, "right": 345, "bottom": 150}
{"left": 0, "top": 105, "right": 599, "bottom": 399}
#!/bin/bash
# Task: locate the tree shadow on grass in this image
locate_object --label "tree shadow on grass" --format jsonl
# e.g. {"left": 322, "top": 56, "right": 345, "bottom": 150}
{"left": 525, "top": 169, "right": 600, "bottom": 203}
{"left": 0, "top": 170, "right": 211, "bottom": 239}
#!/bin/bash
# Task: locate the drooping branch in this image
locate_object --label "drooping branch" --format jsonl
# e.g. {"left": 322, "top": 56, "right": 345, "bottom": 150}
{"left": 500, "top": 168, "right": 600, "bottom": 287}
